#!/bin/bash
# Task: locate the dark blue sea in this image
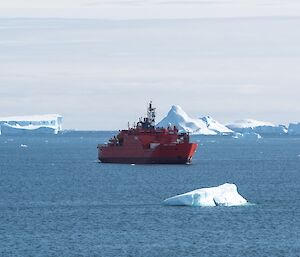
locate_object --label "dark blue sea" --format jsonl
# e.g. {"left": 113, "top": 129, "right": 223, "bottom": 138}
{"left": 1, "top": 132, "right": 300, "bottom": 257}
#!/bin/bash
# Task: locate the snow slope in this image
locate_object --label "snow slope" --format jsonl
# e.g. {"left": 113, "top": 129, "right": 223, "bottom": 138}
{"left": 0, "top": 114, "right": 63, "bottom": 135}
{"left": 163, "top": 183, "right": 248, "bottom": 207}
{"left": 227, "top": 119, "right": 287, "bottom": 134}
{"left": 200, "top": 116, "right": 233, "bottom": 135}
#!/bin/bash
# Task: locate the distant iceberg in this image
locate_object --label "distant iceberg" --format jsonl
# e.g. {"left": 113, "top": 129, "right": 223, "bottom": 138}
{"left": 288, "top": 123, "right": 300, "bottom": 135}
{"left": 157, "top": 105, "right": 232, "bottom": 135}
{"left": 232, "top": 132, "right": 262, "bottom": 140}
{"left": 0, "top": 114, "right": 63, "bottom": 135}
{"left": 227, "top": 119, "right": 287, "bottom": 135}
{"left": 163, "top": 183, "right": 247, "bottom": 207}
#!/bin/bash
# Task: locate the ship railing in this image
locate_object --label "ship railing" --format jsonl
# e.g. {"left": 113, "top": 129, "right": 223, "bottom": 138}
{"left": 97, "top": 143, "right": 108, "bottom": 148}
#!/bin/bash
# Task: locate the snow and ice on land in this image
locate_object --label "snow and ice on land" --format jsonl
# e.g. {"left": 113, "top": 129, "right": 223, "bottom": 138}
{"left": 163, "top": 183, "right": 248, "bottom": 207}
{"left": 0, "top": 114, "right": 63, "bottom": 135}
{"left": 156, "top": 105, "right": 300, "bottom": 137}
{"left": 157, "top": 105, "right": 233, "bottom": 136}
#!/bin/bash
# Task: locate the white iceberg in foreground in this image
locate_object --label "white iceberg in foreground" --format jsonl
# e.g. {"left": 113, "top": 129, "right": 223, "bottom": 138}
{"left": 0, "top": 114, "right": 63, "bottom": 135}
{"left": 163, "top": 183, "right": 247, "bottom": 207}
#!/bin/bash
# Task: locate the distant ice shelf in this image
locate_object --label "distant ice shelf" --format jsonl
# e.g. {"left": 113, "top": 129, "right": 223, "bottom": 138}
{"left": 163, "top": 183, "right": 248, "bottom": 207}
{"left": 227, "top": 119, "right": 287, "bottom": 135}
{"left": 0, "top": 114, "right": 63, "bottom": 135}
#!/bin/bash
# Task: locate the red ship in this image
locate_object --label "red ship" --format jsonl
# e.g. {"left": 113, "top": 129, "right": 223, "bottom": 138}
{"left": 97, "top": 102, "right": 198, "bottom": 164}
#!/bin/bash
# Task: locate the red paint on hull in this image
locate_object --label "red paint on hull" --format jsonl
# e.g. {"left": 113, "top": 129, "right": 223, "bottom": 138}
{"left": 99, "top": 142, "right": 197, "bottom": 164}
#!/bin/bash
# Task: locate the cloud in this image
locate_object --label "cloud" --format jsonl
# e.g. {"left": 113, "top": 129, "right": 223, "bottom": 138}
{"left": 1, "top": 17, "right": 300, "bottom": 129}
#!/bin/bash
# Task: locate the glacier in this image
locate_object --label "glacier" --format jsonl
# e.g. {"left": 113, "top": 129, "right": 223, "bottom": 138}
{"left": 0, "top": 114, "right": 63, "bottom": 135}
{"left": 163, "top": 183, "right": 247, "bottom": 207}
{"left": 227, "top": 119, "right": 288, "bottom": 135}
{"left": 157, "top": 105, "right": 232, "bottom": 135}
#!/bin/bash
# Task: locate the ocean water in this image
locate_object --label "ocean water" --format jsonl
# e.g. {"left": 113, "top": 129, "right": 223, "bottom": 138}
{"left": 0, "top": 132, "right": 300, "bottom": 257}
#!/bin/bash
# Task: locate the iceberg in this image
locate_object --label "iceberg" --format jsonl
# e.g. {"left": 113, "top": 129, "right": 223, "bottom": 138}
{"left": 157, "top": 105, "right": 232, "bottom": 135}
{"left": 227, "top": 119, "right": 287, "bottom": 135}
{"left": 0, "top": 114, "right": 63, "bottom": 135}
{"left": 288, "top": 123, "right": 300, "bottom": 135}
{"left": 163, "top": 183, "right": 247, "bottom": 207}
{"left": 232, "top": 131, "right": 262, "bottom": 140}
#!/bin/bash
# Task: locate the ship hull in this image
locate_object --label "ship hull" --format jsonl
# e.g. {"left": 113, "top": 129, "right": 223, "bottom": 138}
{"left": 98, "top": 143, "right": 197, "bottom": 164}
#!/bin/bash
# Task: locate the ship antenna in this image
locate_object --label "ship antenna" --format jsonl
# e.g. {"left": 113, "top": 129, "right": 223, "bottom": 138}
{"left": 147, "top": 101, "right": 156, "bottom": 127}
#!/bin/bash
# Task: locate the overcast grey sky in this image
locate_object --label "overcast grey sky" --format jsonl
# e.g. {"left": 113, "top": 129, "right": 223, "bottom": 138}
{"left": 0, "top": 1, "right": 300, "bottom": 130}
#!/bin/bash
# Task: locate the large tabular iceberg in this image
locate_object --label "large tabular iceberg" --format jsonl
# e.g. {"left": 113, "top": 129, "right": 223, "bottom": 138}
{"left": 163, "top": 183, "right": 247, "bottom": 207}
{"left": 227, "top": 119, "right": 287, "bottom": 135}
{"left": 157, "top": 105, "right": 232, "bottom": 135}
{"left": 0, "top": 114, "right": 63, "bottom": 135}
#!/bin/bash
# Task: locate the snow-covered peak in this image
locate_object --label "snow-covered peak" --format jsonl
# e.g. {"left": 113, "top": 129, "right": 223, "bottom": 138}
{"left": 157, "top": 105, "right": 216, "bottom": 135}
{"left": 170, "top": 105, "right": 181, "bottom": 112}
{"left": 169, "top": 105, "right": 190, "bottom": 121}
{"left": 200, "top": 116, "right": 233, "bottom": 134}
{"left": 157, "top": 105, "right": 234, "bottom": 135}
